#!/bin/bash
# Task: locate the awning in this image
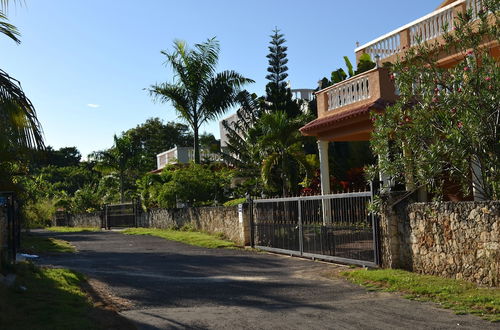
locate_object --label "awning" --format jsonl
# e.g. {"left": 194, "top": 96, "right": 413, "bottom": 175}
{"left": 300, "top": 98, "right": 390, "bottom": 136}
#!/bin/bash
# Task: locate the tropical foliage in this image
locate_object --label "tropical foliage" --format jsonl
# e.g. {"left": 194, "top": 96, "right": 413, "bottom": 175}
{"left": 368, "top": 1, "right": 500, "bottom": 200}
{"left": 149, "top": 38, "right": 253, "bottom": 163}
{"left": 264, "top": 28, "right": 302, "bottom": 118}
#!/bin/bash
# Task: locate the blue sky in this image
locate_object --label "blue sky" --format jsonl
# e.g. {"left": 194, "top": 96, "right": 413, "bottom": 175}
{"left": 2, "top": 0, "right": 442, "bottom": 157}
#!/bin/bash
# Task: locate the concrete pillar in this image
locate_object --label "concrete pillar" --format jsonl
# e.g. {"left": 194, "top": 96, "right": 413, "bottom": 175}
{"left": 471, "top": 156, "right": 487, "bottom": 201}
{"left": 317, "top": 140, "right": 331, "bottom": 195}
{"left": 317, "top": 140, "right": 332, "bottom": 224}
{"left": 378, "top": 155, "right": 392, "bottom": 193}
{"left": 238, "top": 203, "right": 251, "bottom": 246}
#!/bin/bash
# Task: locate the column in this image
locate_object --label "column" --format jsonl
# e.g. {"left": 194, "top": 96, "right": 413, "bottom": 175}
{"left": 318, "top": 140, "right": 331, "bottom": 195}
{"left": 471, "top": 156, "right": 487, "bottom": 201}
{"left": 378, "top": 155, "right": 392, "bottom": 193}
{"left": 317, "top": 140, "right": 331, "bottom": 224}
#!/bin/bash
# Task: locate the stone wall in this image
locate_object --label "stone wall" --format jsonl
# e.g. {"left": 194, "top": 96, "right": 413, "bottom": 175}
{"left": 54, "top": 205, "right": 251, "bottom": 246}
{"left": 381, "top": 200, "right": 500, "bottom": 286}
{"left": 141, "top": 205, "right": 250, "bottom": 246}
{"left": 54, "top": 212, "right": 103, "bottom": 228}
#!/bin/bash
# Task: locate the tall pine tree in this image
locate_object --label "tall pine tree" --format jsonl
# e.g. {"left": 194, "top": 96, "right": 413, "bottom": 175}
{"left": 265, "top": 28, "right": 301, "bottom": 118}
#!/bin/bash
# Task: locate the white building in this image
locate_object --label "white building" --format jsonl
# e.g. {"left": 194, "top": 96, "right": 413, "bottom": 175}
{"left": 156, "top": 147, "right": 220, "bottom": 170}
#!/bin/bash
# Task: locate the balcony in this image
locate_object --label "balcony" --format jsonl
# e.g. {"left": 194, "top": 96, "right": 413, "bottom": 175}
{"left": 301, "top": 67, "right": 396, "bottom": 141}
{"left": 315, "top": 67, "right": 395, "bottom": 119}
{"left": 156, "top": 147, "right": 221, "bottom": 170}
{"left": 355, "top": 0, "right": 484, "bottom": 64}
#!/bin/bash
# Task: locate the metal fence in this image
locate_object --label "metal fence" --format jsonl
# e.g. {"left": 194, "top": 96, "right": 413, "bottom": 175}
{"left": 250, "top": 190, "right": 379, "bottom": 267}
{"left": 0, "top": 192, "right": 20, "bottom": 264}
{"left": 104, "top": 199, "right": 140, "bottom": 229}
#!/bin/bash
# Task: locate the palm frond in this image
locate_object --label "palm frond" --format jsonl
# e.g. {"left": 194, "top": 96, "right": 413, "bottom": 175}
{"left": 0, "top": 11, "right": 20, "bottom": 43}
{"left": 0, "top": 69, "right": 44, "bottom": 155}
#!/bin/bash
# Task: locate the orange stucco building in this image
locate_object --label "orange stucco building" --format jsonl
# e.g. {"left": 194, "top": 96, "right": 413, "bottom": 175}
{"left": 301, "top": 0, "right": 498, "bottom": 199}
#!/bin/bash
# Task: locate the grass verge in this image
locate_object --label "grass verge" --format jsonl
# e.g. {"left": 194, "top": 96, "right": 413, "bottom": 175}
{"left": 46, "top": 226, "right": 101, "bottom": 233}
{"left": 0, "top": 262, "right": 96, "bottom": 329}
{"left": 0, "top": 263, "right": 134, "bottom": 330}
{"left": 22, "top": 233, "right": 76, "bottom": 254}
{"left": 339, "top": 268, "right": 500, "bottom": 322}
{"left": 122, "top": 227, "right": 236, "bottom": 249}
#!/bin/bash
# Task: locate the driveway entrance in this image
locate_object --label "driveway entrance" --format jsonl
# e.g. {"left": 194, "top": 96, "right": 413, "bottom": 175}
{"left": 38, "top": 230, "right": 495, "bottom": 330}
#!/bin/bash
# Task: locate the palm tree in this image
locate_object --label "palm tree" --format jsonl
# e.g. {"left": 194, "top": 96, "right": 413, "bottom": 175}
{"left": 149, "top": 38, "right": 253, "bottom": 164}
{"left": 258, "top": 111, "right": 312, "bottom": 197}
{"left": 92, "top": 135, "right": 137, "bottom": 203}
{"left": 0, "top": 1, "right": 44, "bottom": 159}
{"left": 219, "top": 91, "right": 262, "bottom": 173}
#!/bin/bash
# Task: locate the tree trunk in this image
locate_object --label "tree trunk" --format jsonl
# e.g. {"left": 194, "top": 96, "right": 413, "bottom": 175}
{"left": 193, "top": 128, "right": 200, "bottom": 164}
{"left": 119, "top": 173, "right": 125, "bottom": 203}
{"left": 281, "top": 153, "right": 288, "bottom": 197}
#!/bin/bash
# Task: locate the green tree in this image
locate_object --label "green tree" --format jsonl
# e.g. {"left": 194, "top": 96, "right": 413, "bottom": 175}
{"left": 143, "top": 164, "right": 233, "bottom": 208}
{"left": 92, "top": 135, "right": 138, "bottom": 202}
{"left": 124, "top": 118, "right": 192, "bottom": 171}
{"left": 368, "top": 1, "right": 500, "bottom": 199}
{"left": 264, "top": 28, "right": 301, "bottom": 118}
{"left": 258, "top": 111, "right": 312, "bottom": 196}
{"left": 149, "top": 38, "right": 253, "bottom": 164}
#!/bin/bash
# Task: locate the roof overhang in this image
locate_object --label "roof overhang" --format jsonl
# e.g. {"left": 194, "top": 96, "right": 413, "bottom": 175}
{"left": 300, "top": 99, "right": 390, "bottom": 138}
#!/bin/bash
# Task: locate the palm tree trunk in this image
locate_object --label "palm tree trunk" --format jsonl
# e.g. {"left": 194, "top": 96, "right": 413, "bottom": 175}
{"left": 193, "top": 128, "right": 200, "bottom": 164}
{"left": 282, "top": 153, "right": 288, "bottom": 197}
{"left": 119, "top": 173, "right": 125, "bottom": 203}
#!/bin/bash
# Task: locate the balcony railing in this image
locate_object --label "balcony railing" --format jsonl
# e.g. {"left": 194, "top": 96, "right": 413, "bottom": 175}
{"left": 315, "top": 68, "right": 396, "bottom": 119}
{"left": 327, "top": 75, "right": 370, "bottom": 111}
{"left": 355, "top": 0, "right": 484, "bottom": 61}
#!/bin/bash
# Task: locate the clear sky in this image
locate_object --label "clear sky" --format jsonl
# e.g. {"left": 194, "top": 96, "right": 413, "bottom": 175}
{"left": 2, "top": 0, "right": 442, "bottom": 158}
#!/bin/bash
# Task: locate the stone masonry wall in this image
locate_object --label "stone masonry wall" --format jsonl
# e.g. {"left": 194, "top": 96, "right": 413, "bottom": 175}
{"left": 55, "top": 205, "right": 251, "bottom": 246}
{"left": 56, "top": 212, "right": 103, "bottom": 228}
{"left": 381, "top": 200, "right": 500, "bottom": 286}
{"left": 142, "top": 205, "right": 249, "bottom": 246}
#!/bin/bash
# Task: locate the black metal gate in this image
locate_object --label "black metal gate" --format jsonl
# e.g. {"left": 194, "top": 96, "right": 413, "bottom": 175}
{"left": 1, "top": 192, "right": 20, "bottom": 264}
{"left": 104, "top": 200, "right": 140, "bottom": 229}
{"left": 250, "top": 190, "right": 379, "bottom": 267}
{"left": 55, "top": 210, "right": 70, "bottom": 227}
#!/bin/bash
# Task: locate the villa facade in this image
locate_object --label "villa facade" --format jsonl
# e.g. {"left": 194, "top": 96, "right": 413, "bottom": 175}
{"left": 300, "top": 0, "right": 499, "bottom": 200}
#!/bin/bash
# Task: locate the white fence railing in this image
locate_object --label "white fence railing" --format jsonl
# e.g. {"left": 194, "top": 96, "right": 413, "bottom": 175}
{"left": 356, "top": 0, "right": 488, "bottom": 60}
{"left": 409, "top": 5, "right": 454, "bottom": 46}
{"left": 327, "top": 75, "right": 370, "bottom": 111}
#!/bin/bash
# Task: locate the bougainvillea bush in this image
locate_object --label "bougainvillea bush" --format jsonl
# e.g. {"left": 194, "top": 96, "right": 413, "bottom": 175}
{"left": 368, "top": 0, "right": 499, "bottom": 200}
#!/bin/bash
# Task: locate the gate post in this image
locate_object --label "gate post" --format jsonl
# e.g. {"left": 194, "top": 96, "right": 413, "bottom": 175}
{"left": 104, "top": 204, "right": 109, "bottom": 230}
{"left": 248, "top": 196, "right": 255, "bottom": 248}
{"left": 297, "top": 199, "right": 303, "bottom": 256}
{"left": 370, "top": 181, "right": 381, "bottom": 265}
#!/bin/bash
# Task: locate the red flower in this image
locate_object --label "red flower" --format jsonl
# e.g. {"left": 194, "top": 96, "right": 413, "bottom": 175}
{"left": 466, "top": 50, "right": 474, "bottom": 56}
{"left": 457, "top": 87, "right": 463, "bottom": 93}
{"left": 463, "top": 66, "right": 470, "bottom": 71}
{"left": 450, "top": 108, "right": 457, "bottom": 114}
{"left": 404, "top": 116, "right": 411, "bottom": 123}
{"left": 432, "top": 97, "right": 439, "bottom": 103}
{"left": 485, "top": 76, "right": 491, "bottom": 81}
{"left": 457, "top": 121, "right": 463, "bottom": 129}
{"left": 389, "top": 74, "right": 395, "bottom": 81}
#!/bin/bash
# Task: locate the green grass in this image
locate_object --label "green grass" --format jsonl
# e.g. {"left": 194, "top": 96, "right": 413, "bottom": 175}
{"left": 22, "top": 233, "right": 76, "bottom": 254}
{"left": 122, "top": 227, "right": 237, "bottom": 249}
{"left": 46, "top": 226, "right": 101, "bottom": 233}
{"left": 223, "top": 198, "right": 246, "bottom": 207}
{"left": 0, "top": 262, "right": 98, "bottom": 329}
{"left": 340, "top": 268, "right": 500, "bottom": 322}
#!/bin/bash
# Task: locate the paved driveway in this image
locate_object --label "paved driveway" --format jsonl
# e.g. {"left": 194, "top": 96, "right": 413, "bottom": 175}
{"left": 37, "top": 230, "right": 496, "bottom": 330}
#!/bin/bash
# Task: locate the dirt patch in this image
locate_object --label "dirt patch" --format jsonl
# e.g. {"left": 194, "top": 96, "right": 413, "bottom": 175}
{"left": 81, "top": 278, "right": 136, "bottom": 330}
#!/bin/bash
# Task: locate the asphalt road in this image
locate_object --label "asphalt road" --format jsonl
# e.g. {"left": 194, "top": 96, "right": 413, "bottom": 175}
{"left": 36, "top": 230, "right": 497, "bottom": 330}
